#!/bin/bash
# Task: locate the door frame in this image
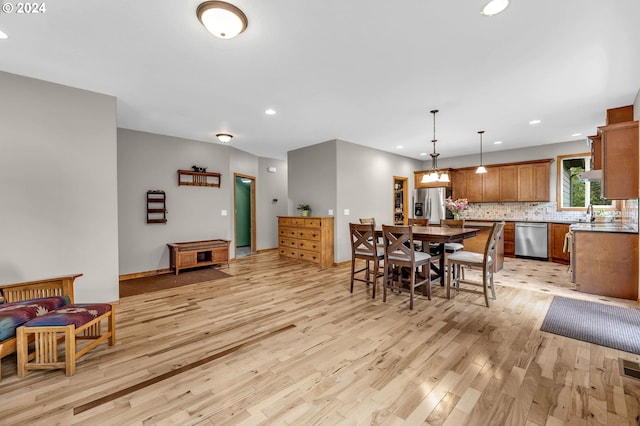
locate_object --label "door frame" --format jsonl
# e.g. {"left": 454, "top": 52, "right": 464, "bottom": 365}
{"left": 234, "top": 173, "right": 256, "bottom": 257}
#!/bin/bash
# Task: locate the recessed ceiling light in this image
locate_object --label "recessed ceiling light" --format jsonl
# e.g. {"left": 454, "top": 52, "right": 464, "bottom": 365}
{"left": 494, "top": 141, "right": 503, "bottom": 145}
{"left": 481, "top": 0, "right": 509, "bottom": 16}
{"left": 571, "top": 133, "right": 582, "bottom": 137}
{"left": 216, "top": 133, "right": 233, "bottom": 143}
{"left": 420, "top": 152, "right": 427, "bottom": 156}
{"left": 0, "top": 30, "right": 8, "bottom": 40}
{"left": 264, "top": 108, "right": 276, "bottom": 115}
{"left": 396, "top": 145, "right": 403, "bottom": 149}
{"left": 197, "top": 1, "right": 248, "bottom": 39}
{"left": 529, "top": 119, "right": 542, "bottom": 125}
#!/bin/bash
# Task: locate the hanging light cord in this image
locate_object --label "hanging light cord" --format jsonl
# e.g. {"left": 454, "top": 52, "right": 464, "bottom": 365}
{"left": 430, "top": 109, "right": 439, "bottom": 171}
{"left": 478, "top": 130, "right": 484, "bottom": 165}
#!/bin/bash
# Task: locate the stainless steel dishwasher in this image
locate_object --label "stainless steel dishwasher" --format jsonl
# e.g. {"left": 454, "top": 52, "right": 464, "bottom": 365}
{"left": 514, "top": 222, "right": 548, "bottom": 259}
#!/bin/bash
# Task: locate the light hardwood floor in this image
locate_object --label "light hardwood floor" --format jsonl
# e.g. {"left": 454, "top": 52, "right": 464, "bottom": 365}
{"left": 1, "top": 252, "right": 640, "bottom": 425}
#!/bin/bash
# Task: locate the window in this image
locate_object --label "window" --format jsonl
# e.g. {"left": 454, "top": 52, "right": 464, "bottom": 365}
{"left": 556, "top": 153, "right": 614, "bottom": 210}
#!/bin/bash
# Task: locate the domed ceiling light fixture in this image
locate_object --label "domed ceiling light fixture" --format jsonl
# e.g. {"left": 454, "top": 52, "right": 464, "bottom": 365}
{"left": 480, "top": 0, "right": 509, "bottom": 16}
{"left": 216, "top": 133, "right": 233, "bottom": 143}
{"left": 421, "top": 109, "right": 450, "bottom": 184}
{"left": 476, "top": 131, "right": 488, "bottom": 174}
{"left": 197, "top": 1, "right": 248, "bottom": 39}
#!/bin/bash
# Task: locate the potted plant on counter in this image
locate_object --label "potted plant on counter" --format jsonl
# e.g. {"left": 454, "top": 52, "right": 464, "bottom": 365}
{"left": 297, "top": 203, "right": 311, "bottom": 217}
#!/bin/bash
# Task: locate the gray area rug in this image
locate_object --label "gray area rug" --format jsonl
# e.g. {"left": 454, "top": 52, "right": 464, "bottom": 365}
{"left": 541, "top": 296, "right": 640, "bottom": 355}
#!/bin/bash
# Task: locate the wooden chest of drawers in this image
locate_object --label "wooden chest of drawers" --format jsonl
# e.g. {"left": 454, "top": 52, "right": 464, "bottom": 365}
{"left": 278, "top": 216, "right": 334, "bottom": 268}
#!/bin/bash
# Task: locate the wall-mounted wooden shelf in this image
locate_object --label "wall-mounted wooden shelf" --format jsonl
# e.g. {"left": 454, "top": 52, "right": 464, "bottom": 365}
{"left": 177, "top": 170, "right": 221, "bottom": 187}
{"left": 146, "top": 190, "right": 167, "bottom": 224}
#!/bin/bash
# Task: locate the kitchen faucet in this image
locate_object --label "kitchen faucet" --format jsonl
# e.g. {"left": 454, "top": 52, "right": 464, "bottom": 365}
{"left": 586, "top": 204, "right": 595, "bottom": 222}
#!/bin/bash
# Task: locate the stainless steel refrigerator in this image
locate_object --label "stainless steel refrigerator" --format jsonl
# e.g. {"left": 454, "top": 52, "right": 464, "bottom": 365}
{"left": 413, "top": 187, "right": 453, "bottom": 224}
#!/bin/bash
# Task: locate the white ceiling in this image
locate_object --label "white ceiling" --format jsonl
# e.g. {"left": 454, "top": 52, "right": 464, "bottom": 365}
{"left": 0, "top": 0, "right": 638, "bottom": 161}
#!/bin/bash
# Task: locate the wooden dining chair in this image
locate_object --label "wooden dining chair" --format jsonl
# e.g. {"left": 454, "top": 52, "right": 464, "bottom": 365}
{"left": 381, "top": 225, "right": 432, "bottom": 310}
{"left": 446, "top": 222, "right": 505, "bottom": 307}
{"left": 440, "top": 219, "right": 465, "bottom": 253}
{"left": 408, "top": 218, "right": 428, "bottom": 226}
{"left": 359, "top": 217, "right": 376, "bottom": 225}
{"left": 349, "top": 223, "right": 384, "bottom": 299}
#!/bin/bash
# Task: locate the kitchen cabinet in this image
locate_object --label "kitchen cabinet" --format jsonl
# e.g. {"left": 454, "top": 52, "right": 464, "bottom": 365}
{"left": 451, "top": 159, "right": 551, "bottom": 203}
{"left": 600, "top": 120, "right": 639, "bottom": 200}
{"left": 606, "top": 105, "right": 634, "bottom": 125}
{"left": 517, "top": 162, "right": 550, "bottom": 202}
{"left": 503, "top": 222, "right": 515, "bottom": 257}
{"left": 588, "top": 133, "right": 602, "bottom": 170}
{"left": 549, "top": 223, "right": 570, "bottom": 265}
{"left": 573, "top": 230, "right": 638, "bottom": 300}
{"left": 499, "top": 166, "right": 518, "bottom": 202}
{"left": 483, "top": 168, "right": 500, "bottom": 202}
{"left": 278, "top": 216, "right": 334, "bottom": 268}
{"left": 452, "top": 168, "right": 483, "bottom": 202}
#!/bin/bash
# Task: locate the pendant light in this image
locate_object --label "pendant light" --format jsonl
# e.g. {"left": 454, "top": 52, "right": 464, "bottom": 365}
{"left": 421, "top": 109, "right": 450, "bottom": 183}
{"left": 475, "top": 130, "right": 488, "bottom": 174}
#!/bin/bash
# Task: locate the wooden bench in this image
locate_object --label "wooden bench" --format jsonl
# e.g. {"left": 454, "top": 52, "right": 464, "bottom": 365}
{"left": 17, "top": 303, "right": 115, "bottom": 377}
{"left": 0, "top": 274, "right": 81, "bottom": 381}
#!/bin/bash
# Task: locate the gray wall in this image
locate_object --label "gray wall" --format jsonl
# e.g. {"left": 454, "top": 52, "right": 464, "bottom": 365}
{"left": 0, "top": 71, "right": 119, "bottom": 303}
{"left": 288, "top": 139, "right": 422, "bottom": 263}
{"left": 288, "top": 140, "right": 338, "bottom": 217}
{"left": 257, "top": 157, "right": 288, "bottom": 251}
{"left": 336, "top": 140, "right": 422, "bottom": 261}
{"left": 118, "top": 129, "right": 284, "bottom": 275}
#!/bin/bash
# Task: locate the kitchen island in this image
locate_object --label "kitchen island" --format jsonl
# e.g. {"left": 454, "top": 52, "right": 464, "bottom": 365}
{"left": 571, "top": 222, "right": 639, "bottom": 300}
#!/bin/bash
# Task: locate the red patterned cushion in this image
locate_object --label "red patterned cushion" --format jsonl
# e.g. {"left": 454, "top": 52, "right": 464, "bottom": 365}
{"left": 0, "top": 296, "right": 70, "bottom": 341}
{"left": 24, "top": 304, "right": 112, "bottom": 328}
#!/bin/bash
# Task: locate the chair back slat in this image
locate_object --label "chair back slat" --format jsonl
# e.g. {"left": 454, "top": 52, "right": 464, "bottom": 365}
{"left": 359, "top": 217, "right": 376, "bottom": 225}
{"left": 483, "top": 222, "right": 505, "bottom": 268}
{"left": 382, "top": 225, "right": 416, "bottom": 264}
{"left": 408, "top": 218, "right": 428, "bottom": 226}
{"left": 350, "top": 223, "right": 378, "bottom": 257}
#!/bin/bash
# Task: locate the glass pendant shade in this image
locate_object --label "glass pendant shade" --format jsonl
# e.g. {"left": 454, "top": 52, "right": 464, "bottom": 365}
{"left": 476, "top": 165, "right": 488, "bottom": 174}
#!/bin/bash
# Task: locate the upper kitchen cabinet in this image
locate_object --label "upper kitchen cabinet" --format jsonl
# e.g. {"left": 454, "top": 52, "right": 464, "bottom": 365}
{"left": 606, "top": 105, "right": 634, "bottom": 125}
{"left": 451, "top": 168, "right": 483, "bottom": 202}
{"left": 414, "top": 169, "right": 453, "bottom": 189}
{"left": 518, "top": 162, "right": 550, "bottom": 202}
{"left": 499, "top": 165, "right": 518, "bottom": 202}
{"left": 600, "top": 120, "right": 639, "bottom": 199}
{"left": 587, "top": 133, "right": 602, "bottom": 170}
{"left": 483, "top": 168, "right": 500, "bottom": 202}
{"left": 451, "top": 159, "right": 551, "bottom": 203}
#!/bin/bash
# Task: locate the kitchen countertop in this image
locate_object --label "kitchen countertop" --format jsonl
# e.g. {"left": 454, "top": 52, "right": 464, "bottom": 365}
{"left": 570, "top": 222, "right": 638, "bottom": 234}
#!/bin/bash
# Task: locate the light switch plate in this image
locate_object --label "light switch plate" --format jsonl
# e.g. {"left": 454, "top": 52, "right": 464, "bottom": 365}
{"left": 221, "top": 210, "right": 228, "bottom": 216}
{"left": 344, "top": 209, "right": 350, "bottom": 215}
{"left": 328, "top": 209, "right": 334, "bottom": 215}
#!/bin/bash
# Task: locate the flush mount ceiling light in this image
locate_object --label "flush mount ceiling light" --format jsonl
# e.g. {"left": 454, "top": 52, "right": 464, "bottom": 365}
{"left": 481, "top": 0, "right": 509, "bottom": 16}
{"left": 197, "top": 1, "right": 248, "bottom": 39}
{"left": 529, "top": 119, "right": 542, "bottom": 125}
{"left": 476, "top": 131, "right": 488, "bottom": 174}
{"left": 216, "top": 133, "right": 233, "bottom": 143}
{"left": 421, "top": 109, "right": 450, "bottom": 184}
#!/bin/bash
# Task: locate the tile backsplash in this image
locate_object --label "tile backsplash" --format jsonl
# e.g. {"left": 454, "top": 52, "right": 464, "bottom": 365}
{"left": 460, "top": 200, "right": 638, "bottom": 224}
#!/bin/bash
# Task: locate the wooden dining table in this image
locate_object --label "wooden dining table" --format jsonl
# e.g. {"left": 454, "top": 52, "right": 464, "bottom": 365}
{"left": 376, "top": 225, "right": 479, "bottom": 286}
